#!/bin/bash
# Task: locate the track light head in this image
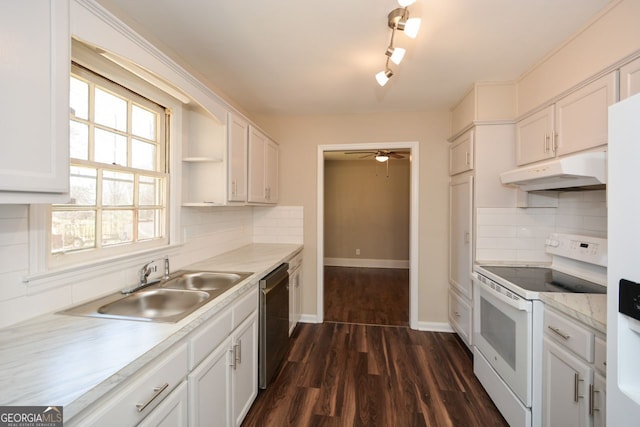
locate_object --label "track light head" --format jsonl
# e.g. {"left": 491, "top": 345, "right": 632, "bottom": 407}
{"left": 375, "top": 69, "right": 393, "bottom": 87}
{"left": 386, "top": 46, "right": 406, "bottom": 65}
{"left": 388, "top": 7, "right": 421, "bottom": 39}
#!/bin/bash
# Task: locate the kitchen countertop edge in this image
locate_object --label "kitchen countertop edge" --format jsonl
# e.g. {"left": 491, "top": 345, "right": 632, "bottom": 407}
{"left": 539, "top": 292, "right": 607, "bottom": 334}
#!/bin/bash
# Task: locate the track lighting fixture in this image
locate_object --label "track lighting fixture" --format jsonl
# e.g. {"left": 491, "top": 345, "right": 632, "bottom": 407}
{"left": 375, "top": 1, "right": 422, "bottom": 86}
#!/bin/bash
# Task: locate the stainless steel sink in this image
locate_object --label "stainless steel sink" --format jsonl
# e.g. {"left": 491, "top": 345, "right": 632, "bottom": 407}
{"left": 163, "top": 271, "right": 251, "bottom": 292}
{"left": 59, "top": 270, "right": 252, "bottom": 323}
{"left": 97, "top": 289, "right": 210, "bottom": 321}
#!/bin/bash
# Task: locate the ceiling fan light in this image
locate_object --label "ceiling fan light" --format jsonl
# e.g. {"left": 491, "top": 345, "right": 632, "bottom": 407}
{"left": 397, "top": 0, "right": 416, "bottom": 6}
{"left": 375, "top": 154, "right": 389, "bottom": 162}
{"left": 402, "top": 17, "right": 421, "bottom": 38}
{"left": 386, "top": 47, "right": 406, "bottom": 65}
{"left": 375, "top": 69, "right": 393, "bottom": 87}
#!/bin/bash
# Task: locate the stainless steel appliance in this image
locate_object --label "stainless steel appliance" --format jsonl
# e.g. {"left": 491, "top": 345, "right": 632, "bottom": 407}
{"left": 259, "top": 263, "right": 290, "bottom": 389}
{"left": 473, "top": 233, "right": 607, "bottom": 427}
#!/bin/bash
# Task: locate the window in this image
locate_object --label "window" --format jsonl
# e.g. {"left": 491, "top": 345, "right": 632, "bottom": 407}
{"left": 51, "top": 64, "right": 169, "bottom": 260}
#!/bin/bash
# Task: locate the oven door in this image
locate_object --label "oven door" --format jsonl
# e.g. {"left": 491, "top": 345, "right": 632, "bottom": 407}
{"left": 474, "top": 275, "right": 532, "bottom": 406}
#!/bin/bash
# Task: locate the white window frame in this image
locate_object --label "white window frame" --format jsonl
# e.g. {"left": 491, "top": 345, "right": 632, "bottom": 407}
{"left": 27, "top": 40, "right": 184, "bottom": 280}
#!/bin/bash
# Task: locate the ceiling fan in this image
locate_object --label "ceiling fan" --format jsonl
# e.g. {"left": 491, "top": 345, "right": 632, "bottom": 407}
{"left": 346, "top": 149, "right": 409, "bottom": 162}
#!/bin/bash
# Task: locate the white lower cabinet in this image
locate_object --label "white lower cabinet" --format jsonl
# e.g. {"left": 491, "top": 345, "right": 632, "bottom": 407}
{"left": 188, "top": 287, "right": 259, "bottom": 427}
{"left": 542, "top": 306, "right": 606, "bottom": 427}
{"left": 139, "top": 381, "right": 189, "bottom": 427}
{"left": 68, "top": 343, "right": 189, "bottom": 426}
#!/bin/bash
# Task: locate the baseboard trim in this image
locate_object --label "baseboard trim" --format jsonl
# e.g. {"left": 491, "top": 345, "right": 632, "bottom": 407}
{"left": 324, "top": 257, "right": 409, "bottom": 269}
{"left": 299, "top": 314, "right": 322, "bottom": 324}
{"left": 414, "top": 321, "right": 455, "bottom": 333}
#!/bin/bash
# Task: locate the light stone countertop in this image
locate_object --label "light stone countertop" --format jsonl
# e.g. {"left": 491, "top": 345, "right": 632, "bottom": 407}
{"left": 0, "top": 243, "right": 302, "bottom": 420}
{"left": 539, "top": 292, "right": 607, "bottom": 334}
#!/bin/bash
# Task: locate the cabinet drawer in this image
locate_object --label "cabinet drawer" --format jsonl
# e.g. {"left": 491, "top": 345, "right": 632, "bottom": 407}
{"left": 448, "top": 289, "right": 472, "bottom": 345}
{"left": 233, "top": 286, "right": 258, "bottom": 328}
{"left": 72, "top": 343, "right": 189, "bottom": 427}
{"left": 594, "top": 336, "right": 606, "bottom": 375}
{"left": 287, "top": 251, "right": 303, "bottom": 271}
{"left": 190, "top": 308, "right": 233, "bottom": 369}
{"left": 544, "top": 308, "right": 594, "bottom": 362}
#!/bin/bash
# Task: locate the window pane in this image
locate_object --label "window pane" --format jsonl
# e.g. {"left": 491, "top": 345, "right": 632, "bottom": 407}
{"left": 70, "top": 76, "right": 88, "bottom": 120}
{"left": 94, "top": 87, "right": 127, "bottom": 131}
{"left": 132, "top": 139, "right": 156, "bottom": 171}
{"left": 138, "top": 209, "right": 162, "bottom": 241}
{"left": 70, "top": 120, "right": 89, "bottom": 160}
{"left": 102, "top": 171, "right": 133, "bottom": 206}
{"left": 139, "top": 176, "right": 162, "bottom": 206}
{"left": 132, "top": 105, "right": 156, "bottom": 140}
{"left": 69, "top": 166, "right": 97, "bottom": 205}
{"left": 95, "top": 128, "right": 127, "bottom": 166}
{"left": 51, "top": 210, "right": 96, "bottom": 253}
{"left": 102, "top": 210, "right": 133, "bottom": 246}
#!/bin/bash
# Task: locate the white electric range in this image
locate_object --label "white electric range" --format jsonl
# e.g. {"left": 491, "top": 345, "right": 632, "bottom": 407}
{"left": 472, "top": 233, "right": 607, "bottom": 427}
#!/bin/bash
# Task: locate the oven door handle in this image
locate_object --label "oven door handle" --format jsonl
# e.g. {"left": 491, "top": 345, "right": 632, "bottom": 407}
{"left": 476, "top": 278, "right": 531, "bottom": 312}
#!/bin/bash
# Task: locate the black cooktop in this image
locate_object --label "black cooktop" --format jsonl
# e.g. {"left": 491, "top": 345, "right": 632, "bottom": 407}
{"left": 482, "top": 266, "right": 607, "bottom": 294}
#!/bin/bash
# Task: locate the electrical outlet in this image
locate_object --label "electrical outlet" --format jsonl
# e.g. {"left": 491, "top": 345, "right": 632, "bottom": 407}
{"left": 355, "top": 248, "right": 361, "bottom": 256}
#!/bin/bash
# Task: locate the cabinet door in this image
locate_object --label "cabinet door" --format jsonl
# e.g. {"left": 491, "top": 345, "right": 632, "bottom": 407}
{"left": 449, "top": 130, "right": 474, "bottom": 175}
{"left": 139, "top": 381, "right": 188, "bottom": 427}
{"left": 555, "top": 72, "right": 617, "bottom": 156}
{"left": 228, "top": 113, "right": 248, "bottom": 202}
{"left": 232, "top": 312, "right": 259, "bottom": 427}
{"left": 265, "top": 139, "right": 279, "bottom": 203}
{"left": 543, "top": 337, "right": 592, "bottom": 427}
{"left": 0, "top": 0, "right": 70, "bottom": 202}
{"left": 620, "top": 57, "right": 640, "bottom": 100}
{"left": 516, "top": 105, "right": 555, "bottom": 165}
{"left": 591, "top": 372, "right": 605, "bottom": 427}
{"left": 188, "top": 336, "right": 232, "bottom": 427}
{"left": 449, "top": 175, "right": 473, "bottom": 299}
{"left": 448, "top": 288, "right": 472, "bottom": 347}
{"left": 248, "top": 126, "right": 267, "bottom": 203}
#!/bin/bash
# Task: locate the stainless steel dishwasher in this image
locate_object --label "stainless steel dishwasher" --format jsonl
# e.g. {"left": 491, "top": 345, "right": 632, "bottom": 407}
{"left": 259, "top": 263, "right": 290, "bottom": 389}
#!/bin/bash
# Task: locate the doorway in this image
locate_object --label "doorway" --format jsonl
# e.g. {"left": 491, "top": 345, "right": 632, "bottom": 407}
{"left": 316, "top": 142, "right": 420, "bottom": 329}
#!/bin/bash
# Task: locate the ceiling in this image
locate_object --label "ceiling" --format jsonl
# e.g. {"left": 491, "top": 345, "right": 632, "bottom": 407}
{"left": 95, "top": 0, "right": 612, "bottom": 117}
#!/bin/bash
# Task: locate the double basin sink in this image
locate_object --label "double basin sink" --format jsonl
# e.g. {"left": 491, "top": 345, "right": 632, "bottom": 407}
{"left": 60, "top": 271, "right": 251, "bottom": 323}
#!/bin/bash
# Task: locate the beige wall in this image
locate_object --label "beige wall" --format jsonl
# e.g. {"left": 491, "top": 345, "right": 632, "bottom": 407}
{"left": 254, "top": 111, "right": 451, "bottom": 326}
{"left": 324, "top": 158, "right": 410, "bottom": 262}
{"left": 518, "top": 0, "right": 640, "bottom": 114}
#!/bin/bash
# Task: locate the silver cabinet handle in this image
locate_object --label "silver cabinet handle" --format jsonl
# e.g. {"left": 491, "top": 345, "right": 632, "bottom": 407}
{"left": 574, "top": 374, "right": 584, "bottom": 403}
{"left": 235, "top": 340, "right": 242, "bottom": 366}
{"left": 229, "top": 348, "right": 236, "bottom": 369}
{"left": 544, "top": 133, "right": 550, "bottom": 153}
{"left": 553, "top": 131, "right": 559, "bottom": 152}
{"left": 465, "top": 151, "right": 470, "bottom": 166}
{"left": 589, "top": 384, "right": 600, "bottom": 416}
{"left": 548, "top": 325, "right": 570, "bottom": 340}
{"left": 136, "top": 383, "right": 169, "bottom": 413}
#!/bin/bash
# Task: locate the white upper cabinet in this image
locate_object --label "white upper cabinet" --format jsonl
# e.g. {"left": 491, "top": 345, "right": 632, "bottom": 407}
{"left": 516, "top": 72, "right": 616, "bottom": 165}
{"left": 516, "top": 105, "right": 555, "bottom": 166}
{"left": 0, "top": 0, "right": 70, "bottom": 203}
{"left": 248, "top": 126, "right": 278, "bottom": 204}
{"left": 227, "top": 113, "right": 248, "bottom": 203}
{"left": 620, "top": 56, "right": 640, "bottom": 100}
{"left": 555, "top": 72, "right": 617, "bottom": 156}
{"left": 449, "top": 130, "right": 474, "bottom": 175}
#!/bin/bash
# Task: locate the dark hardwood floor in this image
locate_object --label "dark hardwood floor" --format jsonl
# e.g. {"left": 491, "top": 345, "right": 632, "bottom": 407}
{"left": 242, "top": 267, "right": 507, "bottom": 426}
{"left": 324, "top": 267, "right": 409, "bottom": 326}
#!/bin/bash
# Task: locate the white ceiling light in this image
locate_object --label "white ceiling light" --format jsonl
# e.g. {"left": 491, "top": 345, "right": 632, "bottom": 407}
{"left": 374, "top": 3, "right": 421, "bottom": 86}
{"left": 386, "top": 47, "right": 406, "bottom": 65}
{"left": 375, "top": 69, "right": 393, "bottom": 87}
{"left": 375, "top": 154, "right": 390, "bottom": 162}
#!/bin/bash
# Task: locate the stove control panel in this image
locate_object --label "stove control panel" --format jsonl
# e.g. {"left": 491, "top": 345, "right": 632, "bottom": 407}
{"left": 545, "top": 233, "right": 607, "bottom": 267}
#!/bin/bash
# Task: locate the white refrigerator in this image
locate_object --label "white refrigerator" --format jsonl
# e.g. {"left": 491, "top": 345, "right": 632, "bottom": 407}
{"left": 607, "top": 92, "right": 640, "bottom": 425}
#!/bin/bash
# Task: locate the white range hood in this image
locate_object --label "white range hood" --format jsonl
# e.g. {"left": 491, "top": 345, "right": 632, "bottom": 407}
{"left": 500, "top": 151, "right": 607, "bottom": 191}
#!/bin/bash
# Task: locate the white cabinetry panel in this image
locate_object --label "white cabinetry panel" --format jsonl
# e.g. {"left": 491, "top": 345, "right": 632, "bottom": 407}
{"left": 0, "top": 0, "right": 70, "bottom": 203}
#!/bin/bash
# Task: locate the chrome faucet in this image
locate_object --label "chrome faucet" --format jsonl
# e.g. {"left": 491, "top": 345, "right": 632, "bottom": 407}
{"left": 121, "top": 256, "right": 170, "bottom": 294}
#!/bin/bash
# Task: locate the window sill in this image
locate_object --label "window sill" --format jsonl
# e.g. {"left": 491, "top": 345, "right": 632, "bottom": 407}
{"left": 23, "top": 243, "right": 184, "bottom": 294}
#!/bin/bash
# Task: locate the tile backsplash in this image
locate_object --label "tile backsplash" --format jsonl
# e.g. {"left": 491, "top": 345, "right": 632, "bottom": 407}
{"left": 253, "top": 206, "right": 304, "bottom": 244}
{"left": 476, "top": 190, "right": 607, "bottom": 263}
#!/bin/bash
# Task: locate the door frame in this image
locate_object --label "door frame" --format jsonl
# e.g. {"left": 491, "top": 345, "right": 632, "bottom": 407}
{"left": 317, "top": 141, "right": 419, "bottom": 329}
